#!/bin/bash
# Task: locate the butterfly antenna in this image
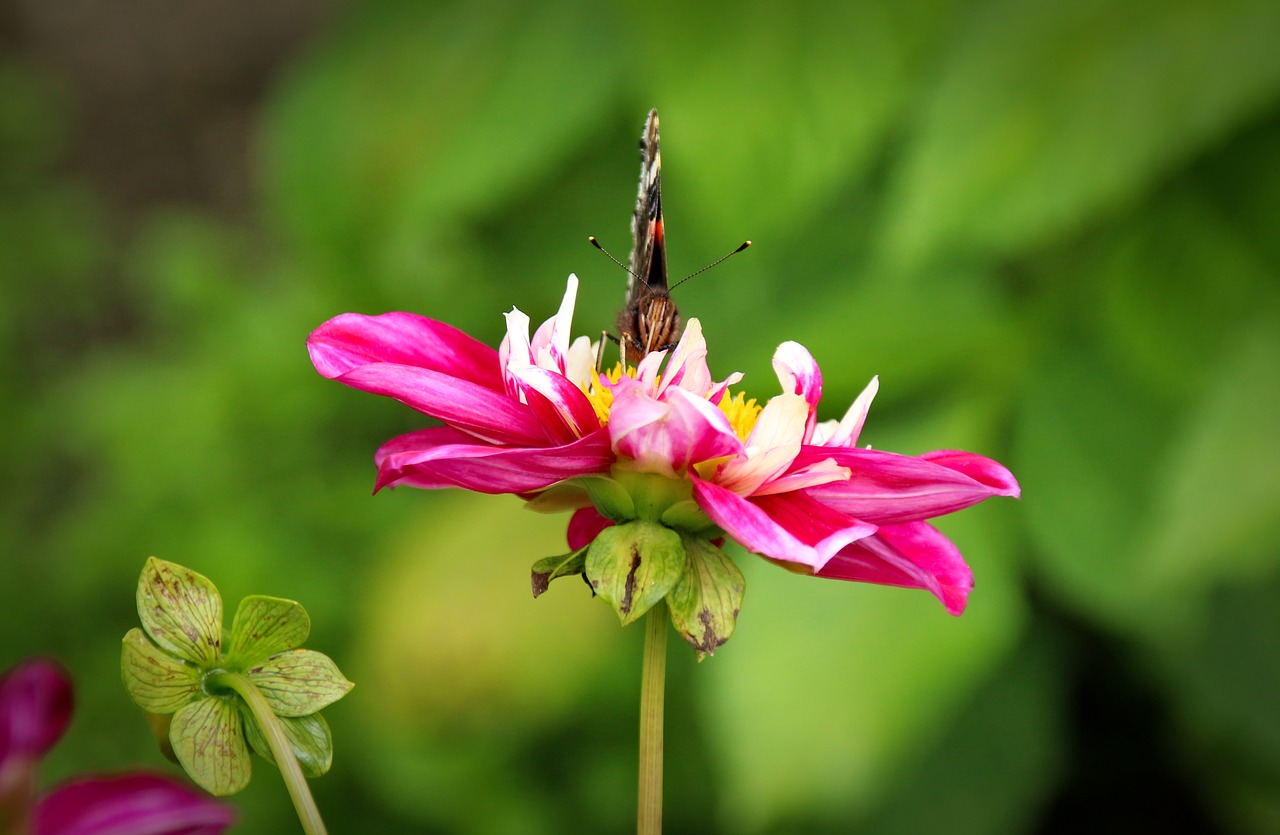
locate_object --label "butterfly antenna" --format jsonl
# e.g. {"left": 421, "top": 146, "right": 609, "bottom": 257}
{"left": 588, "top": 236, "right": 640, "bottom": 281}
{"left": 669, "top": 240, "right": 752, "bottom": 291}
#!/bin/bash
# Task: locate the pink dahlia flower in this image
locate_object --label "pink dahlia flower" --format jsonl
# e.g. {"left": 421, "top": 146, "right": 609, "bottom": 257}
{"left": 309, "top": 276, "right": 1018, "bottom": 622}
{"left": 0, "top": 659, "right": 234, "bottom": 835}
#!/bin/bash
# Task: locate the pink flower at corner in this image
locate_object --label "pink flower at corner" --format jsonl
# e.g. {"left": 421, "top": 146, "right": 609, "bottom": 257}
{"left": 309, "top": 275, "right": 1019, "bottom": 615}
{"left": 0, "top": 659, "right": 234, "bottom": 835}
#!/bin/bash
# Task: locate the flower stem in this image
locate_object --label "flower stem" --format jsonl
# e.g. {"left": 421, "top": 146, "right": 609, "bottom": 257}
{"left": 219, "top": 673, "right": 328, "bottom": 835}
{"left": 0, "top": 763, "right": 35, "bottom": 835}
{"left": 638, "top": 599, "right": 668, "bottom": 835}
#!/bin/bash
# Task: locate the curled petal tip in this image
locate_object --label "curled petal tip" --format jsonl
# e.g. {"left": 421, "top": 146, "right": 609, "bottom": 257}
{"left": 920, "top": 450, "right": 1021, "bottom": 499}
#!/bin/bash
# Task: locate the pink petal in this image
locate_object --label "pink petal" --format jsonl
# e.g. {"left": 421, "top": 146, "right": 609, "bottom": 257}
{"left": 633, "top": 349, "right": 667, "bottom": 386}
{"left": 567, "top": 507, "right": 614, "bottom": 550}
{"left": 706, "top": 370, "right": 744, "bottom": 406}
{"left": 691, "top": 478, "right": 875, "bottom": 571}
{"left": 0, "top": 658, "right": 73, "bottom": 764}
{"left": 335, "top": 363, "right": 548, "bottom": 446}
{"left": 609, "top": 380, "right": 743, "bottom": 475}
{"left": 33, "top": 772, "right": 235, "bottom": 835}
{"left": 801, "top": 447, "right": 1019, "bottom": 524}
{"left": 375, "top": 427, "right": 615, "bottom": 494}
{"left": 308, "top": 311, "right": 502, "bottom": 391}
{"left": 506, "top": 365, "right": 601, "bottom": 441}
{"left": 771, "top": 341, "right": 823, "bottom": 441}
{"left": 920, "top": 450, "right": 1021, "bottom": 498}
{"left": 659, "top": 319, "right": 712, "bottom": 396}
{"left": 816, "top": 521, "right": 974, "bottom": 615}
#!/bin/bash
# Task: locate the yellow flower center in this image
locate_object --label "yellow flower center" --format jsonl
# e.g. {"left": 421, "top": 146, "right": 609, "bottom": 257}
{"left": 583, "top": 362, "right": 627, "bottom": 426}
{"left": 717, "top": 389, "right": 762, "bottom": 441}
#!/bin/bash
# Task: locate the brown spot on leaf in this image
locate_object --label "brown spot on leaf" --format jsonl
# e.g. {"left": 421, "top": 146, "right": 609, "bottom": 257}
{"left": 620, "top": 545, "right": 642, "bottom": 616}
{"left": 694, "top": 608, "right": 726, "bottom": 655}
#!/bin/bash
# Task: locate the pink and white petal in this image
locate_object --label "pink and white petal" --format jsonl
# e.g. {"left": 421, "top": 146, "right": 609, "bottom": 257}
{"left": 507, "top": 364, "right": 601, "bottom": 441}
{"left": 336, "top": 363, "right": 548, "bottom": 446}
{"left": 610, "top": 383, "right": 742, "bottom": 474}
{"left": 504, "top": 377, "right": 579, "bottom": 446}
{"left": 812, "top": 376, "right": 879, "bottom": 448}
{"left": 714, "top": 393, "right": 808, "bottom": 495}
{"left": 603, "top": 377, "right": 670, "bottom": 463}
{"left": 633, "top": 350, "right": 667, "bottom": 387}
{"left": 660, "top": 319, "right": 712, "bottom": 396}
{"left": 816, "top": 521, "right": 973, "bottom": 615}
{"left": 692, "top": 478, "right": 874, "bottom": 571}
{"left": 376, "top": 427, "right": 615, "bottom": 494}
{"left": 752, "top": 455, "right": 849, "bottom": 495}
{"left": 567, "top": 506, "right": 614, "bottom": 550}
{"left": 706, "top": 371, "right": 744, "bottom": 406}
{"left": 530, "top": 274, "right": 580, "bottom": 372}
{"left": 772, "top": 341, "right": 823, "bottom": 407}
{"left": 501, "top": 308, "right": 535, "bottom": 398}
{"left": 800, "top": 447, "right": 1017, "bottom": 524}
{"left": 308, "top": 312, "right": 503, "bottom": 391}
{"left": 771, "top": 341, "right": 823, "bottom": 441}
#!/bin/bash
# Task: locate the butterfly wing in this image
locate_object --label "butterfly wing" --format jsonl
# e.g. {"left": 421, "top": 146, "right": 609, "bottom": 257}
{"left": 618, "top": 109, "right": 679, "bottom": 365}
{"left": 628, "top": 108, "right": 668, "bottom": 297}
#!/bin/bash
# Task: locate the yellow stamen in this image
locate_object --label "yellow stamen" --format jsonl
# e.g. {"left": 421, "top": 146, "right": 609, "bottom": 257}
{"left": 582, "top": 362, "right": 630, "bottom": 426}
{"left": 718, "top": 389, "right": 762, "bottom": 441}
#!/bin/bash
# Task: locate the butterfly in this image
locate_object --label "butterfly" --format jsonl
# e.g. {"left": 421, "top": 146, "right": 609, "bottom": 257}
{"left": 616, "top": 108, "right": 679, "bottom": 367}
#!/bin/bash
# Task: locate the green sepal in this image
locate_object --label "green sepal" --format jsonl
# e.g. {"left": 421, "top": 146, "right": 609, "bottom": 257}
{"left": 576, "top": 475, "right": 637, "bottom": 522}
{"left": 121, "top": 627, "right": 201, "bottom": 714}
{"left": 522, "top": 481, "right": 592, "bottom": 514}
{"left": 531, "top": 545, "right": 589, "bottom": 597}
{"left": 611, "top": 467, "right": 694, "bottom": 521}
{"left": 144, "top": 710, "right": 179, "bottom": 764}
{"left": 667, "top": 538, "right": 746, "bottom": 659}
{"left": 170, "top": 695, "right": 252, "bottom": 795}
{"left": 243, "top": 710, "right": 334, "bottom": 778}
{"left": 247, "top": 650, "right": 354, "bottom": 718}
{"left": 660, "top": 499, "right": 718, "bottom": 535}
{"left": 228, "top": 595, "right": 310, "bottom": 664}
{"left": 585, "top": 521, "right": 687, "bottom": 625}
{"left": 137, "top": 557, "right": 223, "bottom": 666}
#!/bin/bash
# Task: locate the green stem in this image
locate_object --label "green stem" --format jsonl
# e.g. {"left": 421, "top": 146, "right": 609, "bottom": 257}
{"left": 638, "top": 599, "right": 668, "bottom": 835}
{"left": 220, "top": 673, "right": 328, "bottom": 835}
{"left": 0, "top": 761, "right": 36, "bottom": 835}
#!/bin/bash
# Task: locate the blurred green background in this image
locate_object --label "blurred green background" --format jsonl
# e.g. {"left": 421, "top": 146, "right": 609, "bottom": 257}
{"left": 3, "top": 0, "right": 1279, "bottom": 832}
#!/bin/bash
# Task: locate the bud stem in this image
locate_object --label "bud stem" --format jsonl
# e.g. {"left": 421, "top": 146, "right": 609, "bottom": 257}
{"left": 637, "top": 600, "right": 668, "bottom": 835}
{"left": 215, "top": 672, "right": 328, "bottom": 835}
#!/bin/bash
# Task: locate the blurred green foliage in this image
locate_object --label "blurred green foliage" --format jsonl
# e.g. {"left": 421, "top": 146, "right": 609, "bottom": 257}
{"left": 3, "top": 0, "right": 1279, "bottom": 831}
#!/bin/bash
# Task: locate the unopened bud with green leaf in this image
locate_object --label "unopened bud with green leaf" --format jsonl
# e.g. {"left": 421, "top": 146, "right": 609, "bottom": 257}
{"left": 121, "top": 558, "right": 353, "bottom": 800}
